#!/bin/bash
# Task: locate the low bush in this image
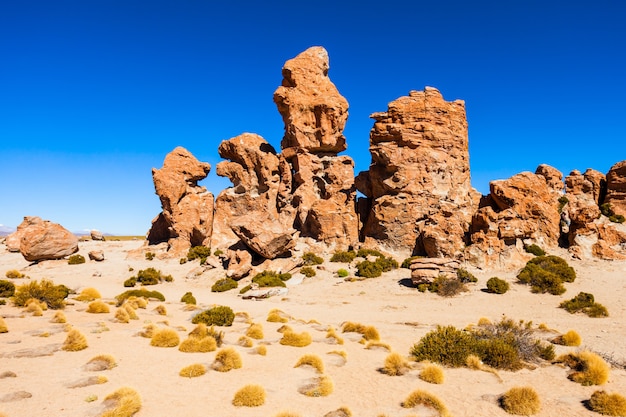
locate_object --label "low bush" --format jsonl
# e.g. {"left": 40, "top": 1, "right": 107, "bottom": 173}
{"left": 13, "top": 279, "right": 69, "bottom": 309}
{"left": 431, "top": 275, "right": 468, "bottom": 297}
{"left": 300, "top": 266, "right": 316, "bottom": 277}
{"left": 68, "top": 254, "right": 86, "bottom": 265}
{"left": 192, "top": 305, "right": 234, "bottom": 326}
{"left": 211, "top": 278, "right": 238, "bottom": 292}
{"left": 556, "top": 351, "right": 610, "bottom": 386}
{"left": 589, "top": 390, "right": 626, "bottom": 416}
{"left": 524, "top": 244, "right": 546, "bottom": 256}
{"left": 280, "top": 330, "right": 312, "bottom": 347}
{"left": 336, "top": 268, "right": 349, "bottom": 277}
{"left": 500, "top": 386, "right": 541, "bottom": 415}
{"left": 402, "top": 390, "right": 450, "bottom": 416}
{"left": 357, "top": 248, "right": 383, "bottom": 258}
{"left": 213, "top": 347, "right": 242, "bottom": 372}
{"left": 559, "top": 292, "right": 609, "bottom": 317}
{"left": 123, "top": 278, "right": 136, "bottom": 287}
{"left": 381, "top": 352, "right": 410, "bottom": 376}
{"left": 551, "top": 330, "right": 582, "bottom": 346}
{"left": 62, "top": 329, "right": 88, "bottom": 351}
{"left": 251, "top": 270, "right": 290, "bottom": 288}
{"left": 601, "top": 203, "right": 626, "bottom": 223}
{"left": 87, "top": 300, "right": 110, "bottom": 314}
{"left": 144, "top": 252, "right": 155, "bottom": 261}
{"left": 411, "top": 325, "right": 476, "bottom": 367}
{"left": 0, "top": 280, "right": 16, "bottom": 297}
{"left": 517, "top": 255, "right": 576, "bottom": 295}
{"left": 267, "top": 308, "right": 289, "bottom": 323}
{"left": 75, "top": 287, "right": 101, "bottom": 302}
{"left": 150, "top": 328, "right": 180, "bottom": 348}
{"left": 355, "top": 260, "right": 382, "bottom": 278}
{"left": 187, "top": 245, "right": 211, "bottom": 264}
{"left": 294, "top": 354, "right": 324, "bottom": 373}
{"left": 302, "top": 252, "right": 323, "bottom": 265}
{"left": 126, "top": 267, "right": 173, "bottom": 286}
{"left": 180, "top": 292, "right": 196, "bottom": 305}
{"left": 300, "top": 375, "right": 333, "bottom": 397}
{"left": 456, "top": 268, "right": 477, "bottom": 283}
{"left": 232, "top": 384, "right": 265, "bottom": 407}
{"left": 419, "top": 363, "right": 444, "bottom": 384}
{"left": 100, "top": 387, "right": 141, "bottom": 417}
{"left": 486, "top": 277, "right": 509, "bottom": 294}
{"left": 5, "top": 269, "right": 24, "bottom": 279}
{"left": 179, "top": 363, "right": 206, "bottom": 378}
{"left": 213, "top": 249, "right": 223, "bottom": 256}
{"left": 179, "top": 335, "right": 217, "bottom": 353}
{"left": 246, "top": 323, "right": 264, "bottom": 340}
{"left": 115, "top": 289, "right": 164, "bottom": 306}
{"left": 330, "top": 250, "right": 356, "bottom": 263}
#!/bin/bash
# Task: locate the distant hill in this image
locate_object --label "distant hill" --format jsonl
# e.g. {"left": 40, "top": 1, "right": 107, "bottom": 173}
{"left": 0, "top": 225, "right": 15, "bottom": 237}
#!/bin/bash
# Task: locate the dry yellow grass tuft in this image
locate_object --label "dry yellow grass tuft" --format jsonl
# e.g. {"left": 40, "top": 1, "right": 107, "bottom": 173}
{"left": 402, "top": 390, "right": 450, "bottom": 417}
{"left": 500, "top": 386, "right": 541, "bottom": 415}
{"left": 115, "top": 308, "right": 130, "bottom": 323}
{"left": 382, "top": 352, "right": 410, "bottom": 376}
{"left": 155, "top": 304, "right": 167, "bottom": 315}
{"left": 589, "top": 390, "right": 626, "bottom": 416}
{"left": 420, "top": 363, "right": 445, "bottom": 384}
{"left": 277, "top": 324, "right": 292, "bottom": 333}
{"left": 256, "top": 345, "right": 267, "bottom": 356}
{"left": 138, "top": 324, "right": 156, "bottom": 338}
{"left": 179, "top": 335, "right": 217, "bottom": 353}
{"left": 26, "top": 300, "right": 44, "bottom": 316}
{"left": 123, "top": 303, "right": 139, "bottom": 320}
{"left": 75, "top": 287, "right": 102, "bottom": 302}
{"left": 129, "top": 296, "right": 147, "bottom": 309}
{"left": 232, "top": 384, "right": 266, "bottom": 407}
{"left": 0, "top": 316, "right": 8, "bottom": 333}
{"left": 300, "top": 375, "right": 334, "bottom": 397}
{"left": 189, "top": 323, "right": 209, "bottom": 338}
{"left": 179, "top": 363, "right": 206, "bottom": 378}
{"left": 85, "top": 354, "right": 117, "bottom": 371}
{"left": 246, "top": 323, "right": 264, "bottom": 339}
{"left": 366, "top": 341, "right": 391, "bottom": 351}
{"left": 294, "top": 354, "right": 324, "bottom": 374}
{"left": 342, "top": 321, "right": 380, "bottom": 341}
{"left": 557, "top": 351, "right": 610, "bottom": 385}
{"left": 51, "top": 311, "right": 67, "bottom": 323}
{"left": 238, "top": 336, "right": 254, "bottom": 347}
{"left": 213, "top": 347, "right": 242, "bottom": 372}
{"left": 87, "top": 300, "right": 110, "bottom": 314}
{"left": 267, "top": 308, "right": 289, "bottom": 323}
{"left": 325, "top": 327, "right": 344, "bottom": 345}
{"left": 552, "top": 330, "right": 582, "bottom": 346}
{"left": 150, "top": 328, "right": 180, "bottom": 348}
{"left": 328, "top": 350, "right": 347, "bottom": 359}
{"left": 273, "top": 412, "right": 302, "bottom": 417}
{"left": 62, "top": 329, "right": 88, "bottom": 351}
{"left": 280, "top": 330, "right": 312, "bottom": 347}
{"left": 100, "top": 386, "right": 141, "bottom": 417}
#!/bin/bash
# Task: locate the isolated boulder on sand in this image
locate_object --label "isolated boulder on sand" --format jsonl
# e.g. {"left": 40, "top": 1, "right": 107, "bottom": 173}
{"left": 5, "top": 216, "right": 44, "bottom": 252}
{"left": 19, "top": 219, "right": 79, "bottom": 262}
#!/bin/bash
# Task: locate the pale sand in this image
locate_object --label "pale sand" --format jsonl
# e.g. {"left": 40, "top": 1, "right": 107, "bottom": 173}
{"left": 1, "top": 240, "right": 625, "bottom": 417}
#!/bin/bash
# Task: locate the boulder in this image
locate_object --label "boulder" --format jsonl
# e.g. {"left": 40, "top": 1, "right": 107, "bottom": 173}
{"left": 604, "top": 160, "right": 626, "bottom": 216}
{"left": 231, "top": 214, "right": 297, "bottom": 259}
{"left": 357, "top": 87, "right": 477, "bottom": 257}
{"left": 19, "top": 220, "right": 79, "bottom": 262}
{"left": 147, "top": 147, "right": 214, "bottom": 256}
{"left": 410, "top": 258, "right": 460, "bottom": 286}
{"left": 90, "top": 230, "right": 105, "bottom": 241}
{"left": 225, "top": 248, "right": 253, "bottom": 280}
{"left": 88, "top": 250, "right": 105, "bottom": 262}
{"left": 565, "top": 169, "right": 606, "bottom": 204}
{"left": 535, "top": 164, "right": 564, "bottom": 194}
{"left": 5, "top": 216, "right": 44, "bottom": 252}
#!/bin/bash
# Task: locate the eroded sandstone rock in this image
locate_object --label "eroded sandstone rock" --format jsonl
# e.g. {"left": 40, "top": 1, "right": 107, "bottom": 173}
{"left": 147, "top": 147, "right": 214, "bottom": 256}
{"left": 19, "top": 219, "right": 79, "bottom": 262}
{"left": 604, "top": 160, "right": 626, "bottom": 216}
{"left": 5, "top": 216, "right": 44, "bottom": 252}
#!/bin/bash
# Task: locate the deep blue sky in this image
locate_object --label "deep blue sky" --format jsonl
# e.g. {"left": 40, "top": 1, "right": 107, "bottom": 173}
{"left": 1, "top": 1, "right": 624, "bottom": 235}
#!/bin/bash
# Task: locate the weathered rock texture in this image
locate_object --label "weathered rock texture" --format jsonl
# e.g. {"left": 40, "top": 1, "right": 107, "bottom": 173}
{"left": 565, "top": 169, "right": 605, "bottom": 204}
{"left": 147, "top": 147, "right": 214, "bottom": 255}
{"left": 5, "top": 216, "right": 44, "bottom": 252}
{"left": 410, "top": 258, "right": 460, "bottom": 286}
{"left": 19, "top": 219, "right": 79, "bottom": 262}
{"left": 604, "top": 161, "right": 626, "bottom": 216}
{"left": 356, "top": 87, "right": 477, "bottom": 257}
{"left": 468, "top": 169, "right": 561, "bottom": 266}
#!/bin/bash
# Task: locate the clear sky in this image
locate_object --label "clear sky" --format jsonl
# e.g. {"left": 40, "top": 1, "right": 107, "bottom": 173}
{"left": 1, "top": 1, "right": 625, "bottom": 235}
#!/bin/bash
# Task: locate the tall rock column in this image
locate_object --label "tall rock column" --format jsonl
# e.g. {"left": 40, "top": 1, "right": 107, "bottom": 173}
{"left": 356, "top": 88, "right": 477, "bottom": 257}
{"left": 147, "top": 147, "right": 214, "bottom": 255}
{"left": 604, "top": 160, "right": 626, "bottom": 216}
{"left": 273, "top": 46, "right": 358, "bottom": 247}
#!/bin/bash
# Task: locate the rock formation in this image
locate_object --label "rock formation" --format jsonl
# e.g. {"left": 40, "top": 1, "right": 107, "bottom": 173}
{"left": 18, "top": 218, "right": 79, "bottom": 262}
{"left": 410, "top": 258, "right": 460, "bottom": 286}
{"left": 90, "top": 230, "right": 105, "bottom": 241}
{"left": 147, "top": 146, "right": 214, "bottom": 256}
{"left": 565, "top": 169, "right": 605, "bottom": 204}
{"left": 5, "top": 216, "right": 43, "bottom": 252}
{"left": 356, "top": 88, "right": 477, "bottom": 257}
{"left": 604, "top": 160, "right": 626, "bottom": 216}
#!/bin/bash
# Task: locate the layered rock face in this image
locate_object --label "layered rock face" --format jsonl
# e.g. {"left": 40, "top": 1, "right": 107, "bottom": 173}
{"left": 147, "top": 147, "right": 214, "bottom": 255}
{"left": 468, "top": 169, "right": 561, "bottom": 265}
{"left": 604, "top": 161, "right": 626, "bottom": 216}
{"left": 17, "top": 217, "right": 79, "bottom": 262}
{"left": 274, "top": 47, "right": 358, "bottom": 247}
{"left": 356, "top": 88, "right": 476, "bottom": 257}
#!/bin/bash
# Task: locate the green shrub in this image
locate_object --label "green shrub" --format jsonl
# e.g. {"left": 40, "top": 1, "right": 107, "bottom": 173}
{"left": 337, "top": 268, "right": 349, "bottom": 277}
{"left": 524, "top": 244, "right": 546, "bottom": 256}
{"left": 302, "top": 252, "right": 323, "bottom": 265}
{"left": 128, "top": 267, "right": 173, "bottom": 286}
{"left": 559, "top": 292, "right": 609, "bottom": 317}
{"left": 330, "top": 250, "right": 356, "bottom": 263}
{"left": 192, "top": 306, "right": 234, "bottom": 326}
{"left": 517, "top": 255, "right": 575, "bottom": 295}
{"left": 187, "top": 245, "right": 211, "bottom": 264}
{"left": 376, "top": 256, "right": 398, "bottom": 272}
{"left": 410, "top": 325, "right": 476, "bottom": 367}
{"left": 68, "top": 254, "right": 86, "bottom": 265}
{"left": 355, "top": 260, "right": 382, "bottom": 278}
{"left": 600, "top": 203, "right": 625, "bottom": 222}
{"left": 357, "top": 248, "right": 383, "bottom": 258}
{"left": 0, "top": 280, "right": 16, "bottom": 297}
{"left": 179, "top": 257, "right": 187, "bottom": 264}
{"left": 486, "top": 277, "right": 509, "bottom": 294}
{"left": 181, "top": 292, "right": 196, "bottom": 305}
{"left": 213, "top": 249, "right": 224, "bottom": 256}
{"left": 115, "top": 289, "right": 165, "bottom": 306}
{"left": 123, "top": 277, "right": 137, "bottom": 287}
{"left": 13, "top": 279, "right": 70, "bottom": 309}
{"left": 300, "top": 266, "right": 316, "bottom": 277}
{"left": 251, "top": 271, "right": 290, "bottom": 288}
{"left": 456, "top": 268, "right": 477, "bottom": 283}
{"left": 144, "top": 252, "right": 155, "bottom": 261}
{"left": 211, "top": 278, "right": 238, "bottom": 293}
{"left": 401, "top": 256, "right": 421, "bottom": 269}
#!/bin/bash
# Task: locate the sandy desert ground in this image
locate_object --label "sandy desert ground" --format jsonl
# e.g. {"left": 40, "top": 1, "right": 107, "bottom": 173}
{"left": 1, "top": 239, "right": 625, "bottom": 417}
